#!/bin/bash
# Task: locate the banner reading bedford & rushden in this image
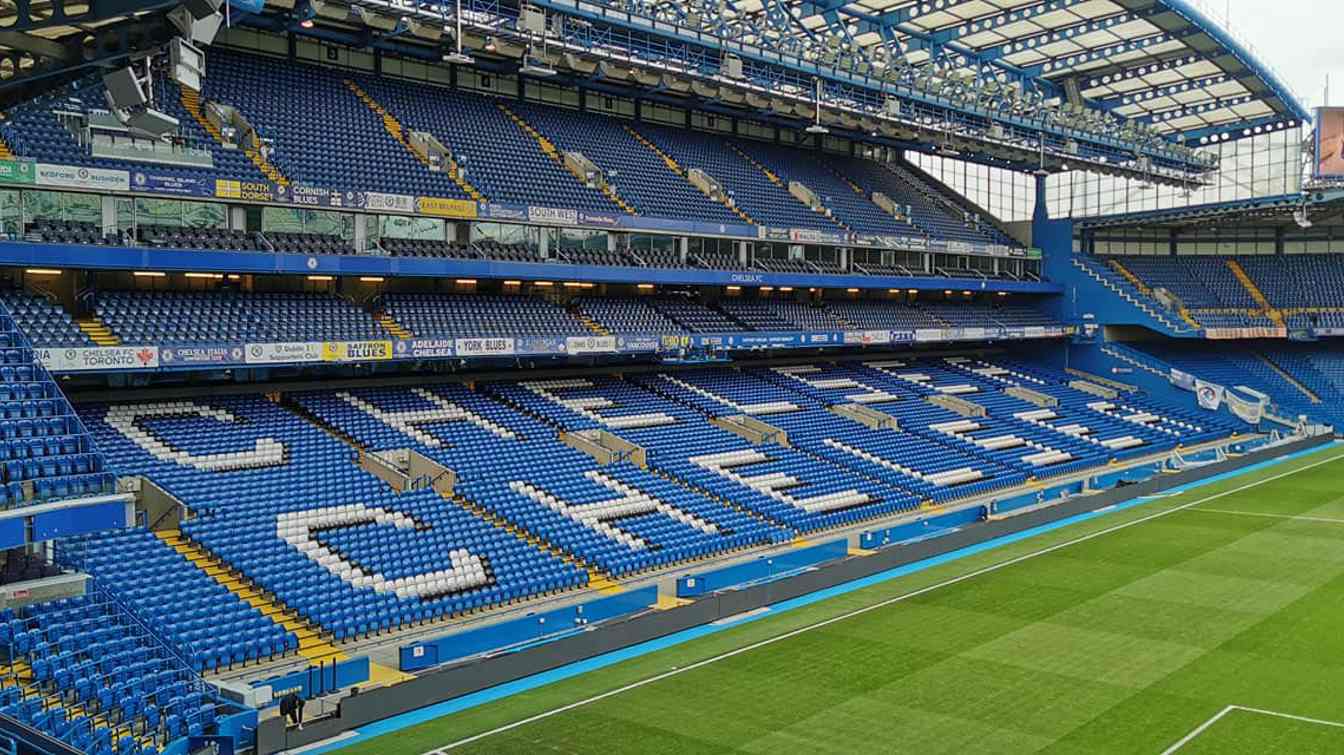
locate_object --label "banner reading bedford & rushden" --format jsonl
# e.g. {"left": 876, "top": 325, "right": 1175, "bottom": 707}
{"left": 415, "top": 197, "right": 478, "bottom": 219}
{"left": 322, "top": 340, "right": 395, "bottom": 362}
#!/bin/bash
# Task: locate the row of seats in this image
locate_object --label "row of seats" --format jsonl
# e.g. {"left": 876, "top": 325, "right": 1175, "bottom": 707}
{"left": 5, "top": 288, "right": 1067, "bottom": 348}
{"left": 0, "top": 593, "right": 231, "bottom": 754}
{"left": 94, "top": 291, "right": 384, "bottom": 346}
{"left": 1099, "top": 254, "right": 1344, "bottom": 324}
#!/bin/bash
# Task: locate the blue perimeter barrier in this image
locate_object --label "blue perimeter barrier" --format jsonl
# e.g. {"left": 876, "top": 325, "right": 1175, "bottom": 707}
{"left": 859, "top": 506, "right": 986, "bottom": 549}
{"left": 251, "top": 656, "right": 371, "bottom": 702}
{"left": 400, "top": 587, "right": 658, "bottom": 672}
{"left": 675, "top": 538, "right": 849, "bottom": 598}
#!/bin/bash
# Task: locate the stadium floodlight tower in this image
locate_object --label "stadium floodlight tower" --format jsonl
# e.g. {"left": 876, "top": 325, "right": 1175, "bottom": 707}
{"left": 442, "top": 0, "right": 474, "bottom": 64}
{"left": 805, "top": 77, "right": 828, "bottom": 135}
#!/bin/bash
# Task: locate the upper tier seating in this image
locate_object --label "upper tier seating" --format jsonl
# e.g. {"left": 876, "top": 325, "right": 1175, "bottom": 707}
{"left": 4, "top": 52, "right": 1025, "bottom": 253}
{"left": 4, "top": 73, "right": 265, "bottom": 188}
{"left": 204, "top": 50, "right": 469, "bottom": 198}
{"left": 356, "top": 75, "right": 619, "bottom": 212}
{"left": 507, "top": 103, "right": 742, "bottom": 225}
{"left": 1117, "top": 257, "right": 1256, "bottom": 310}
{"left": 1100, "top": 254, "right": 1344, "bottom": 327}
{"left": 634, "top": 124, "right": 837, "bottom": 231}
{"left": 832, "top": 156, "right": 1011, "bottom": 247}
{"left": 383, "top": 293, "right": 589, "bottom": 338}
{"left": 1238, "top": 255, "right": 1344, "bottom": 310}
{"left": 731, "top": 140, "right": 913, "bottom": 236}
{"left": 95, "top": 291, "right": 383, "bottom": 345}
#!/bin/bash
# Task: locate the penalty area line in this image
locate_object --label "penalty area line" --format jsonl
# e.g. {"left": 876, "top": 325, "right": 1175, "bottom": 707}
{"left": 1160, "top": 705, "right": 1344, "bottom": 754}
{"left": 424, "top": 450, "right": 1344, "bottom": 754}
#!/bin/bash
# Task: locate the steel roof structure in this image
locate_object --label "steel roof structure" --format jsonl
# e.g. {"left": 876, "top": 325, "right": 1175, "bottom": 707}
{"left": 659, "top": 0, "right": 1308, "bottom": 145}
{"left": 0, "top": 0, "right": 1311, "bottom": 181}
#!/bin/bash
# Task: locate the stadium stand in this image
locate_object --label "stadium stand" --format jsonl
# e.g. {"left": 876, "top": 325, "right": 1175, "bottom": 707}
{"left": 1090, "top": 254, "right": 1344, "bottom": 331}
{"left": 0, "top": 289, "right": 93, "bottom": 348}
{"left": 505, "top": 102, "right": 743, "bottom": 225}
{"left": 0, "top": 590, "right": 234, "bottom": 750}
{"left": 78, "top": 393, "right": 590, "bottom": 641}
{"left": 0, "top": 307, "right": 114, "bottom": 507}
{"left": 382, "top": 293, "right": 589, "bottom": 339}
{"left": 572, "top": 297, "right": 683, "bottom": 335}
{"left": 93, "top": 291, "right": 384, "bottom": 346}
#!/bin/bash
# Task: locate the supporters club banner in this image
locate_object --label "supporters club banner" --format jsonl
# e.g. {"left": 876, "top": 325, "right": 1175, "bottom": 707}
{"left": 479, "top": 203, "right": 528, "bottom": 221}
{"left": 454, "top": 337, "right": 515, "bottom": 357}
{"left": 1225, "top": 386, "right": 1268, "bottom": 424}
{"left": 528, "top": 206, "right": 579, "bottom": 225}
{"left": 577, "top": 212, "right": 621, "bottom": 228}
{"left": 616, "top": 335, "right": 661, "bottom": 352}
{"left": 515, "top": 337, "right": 564, "bottom": 354}
{"left": 131, "top": 171, "right": 213, "bottom": 197}
{"left": 565, "top": 335, "right": 618, "bottom": 354}
{"left": 37, "top": 346, "right": 159, "bottom": 372}
{"left": 395, "top": 339, "right": 455, "bottom": 359}
{"left": 245, "top": 341, "right": 324, "bottom": 364}
{"left": 1195, "top": 379, "right": 1225, "bottom": 411}
{"left": 215, "top": 179, "right": 276, "bottom": 202}
{"left": 360, "top": 191, "right": 416, "bottom": 213}
{"left": 1169, "top": 368, "right": 1197, "bottom": 392}
{"left": 416, "top": 197, "right": 478, "bottom": 219}
{"left": 843, "top": 330, "right": 890, "bottom": 346}
{"left": 322, "top": 340, "right": 394, "bottom": 362}
{"left": 159, "top": 344, "right": 243, "bottom": 366}
{"left": 0, "top": 159, "right": 35, "bottom": 185}
{"left": 36, "top": 164, "right": 129, "bottom": 192}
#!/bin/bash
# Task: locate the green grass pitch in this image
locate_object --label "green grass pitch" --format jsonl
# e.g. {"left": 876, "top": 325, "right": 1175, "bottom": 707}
{"left": 338, "top": 446, "right": 1344, "bottom": 754}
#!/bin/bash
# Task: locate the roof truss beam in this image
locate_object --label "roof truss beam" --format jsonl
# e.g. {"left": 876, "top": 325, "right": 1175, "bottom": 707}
{"left": 1092, "top": 74, "right": 1233, "bottom": 109}
{"left": 1137, "top": 93, "right": 1256, "bottom": 125}
{"left": 970, "top": 9, "right": 1157, "bottom": 61}
{"left": 1024, "top": 29, "right": 1199, "bottom": 78}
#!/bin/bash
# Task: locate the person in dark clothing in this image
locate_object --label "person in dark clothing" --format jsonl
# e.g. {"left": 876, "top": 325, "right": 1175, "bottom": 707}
{"left": 279, "top": 691, "right": 305, "bottom": 730}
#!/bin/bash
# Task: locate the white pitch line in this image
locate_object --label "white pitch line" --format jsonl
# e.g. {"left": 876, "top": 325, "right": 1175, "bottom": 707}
{"left": 1160, "top": 705, "right": 1237, "bottom": 755}
{"left": 426, "top": 451, "right": 1344, "bottom": 754}
{"left": 1192, "top": 508, "right": 1344, "bottom": 525}
{"left": 1161, "top": 704, "right": 1344, "bottom": 754}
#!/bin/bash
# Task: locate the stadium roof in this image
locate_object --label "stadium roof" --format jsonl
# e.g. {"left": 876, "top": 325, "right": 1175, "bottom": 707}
{"left": 716, "top": 0, "right": 1309, "bottom": 144}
